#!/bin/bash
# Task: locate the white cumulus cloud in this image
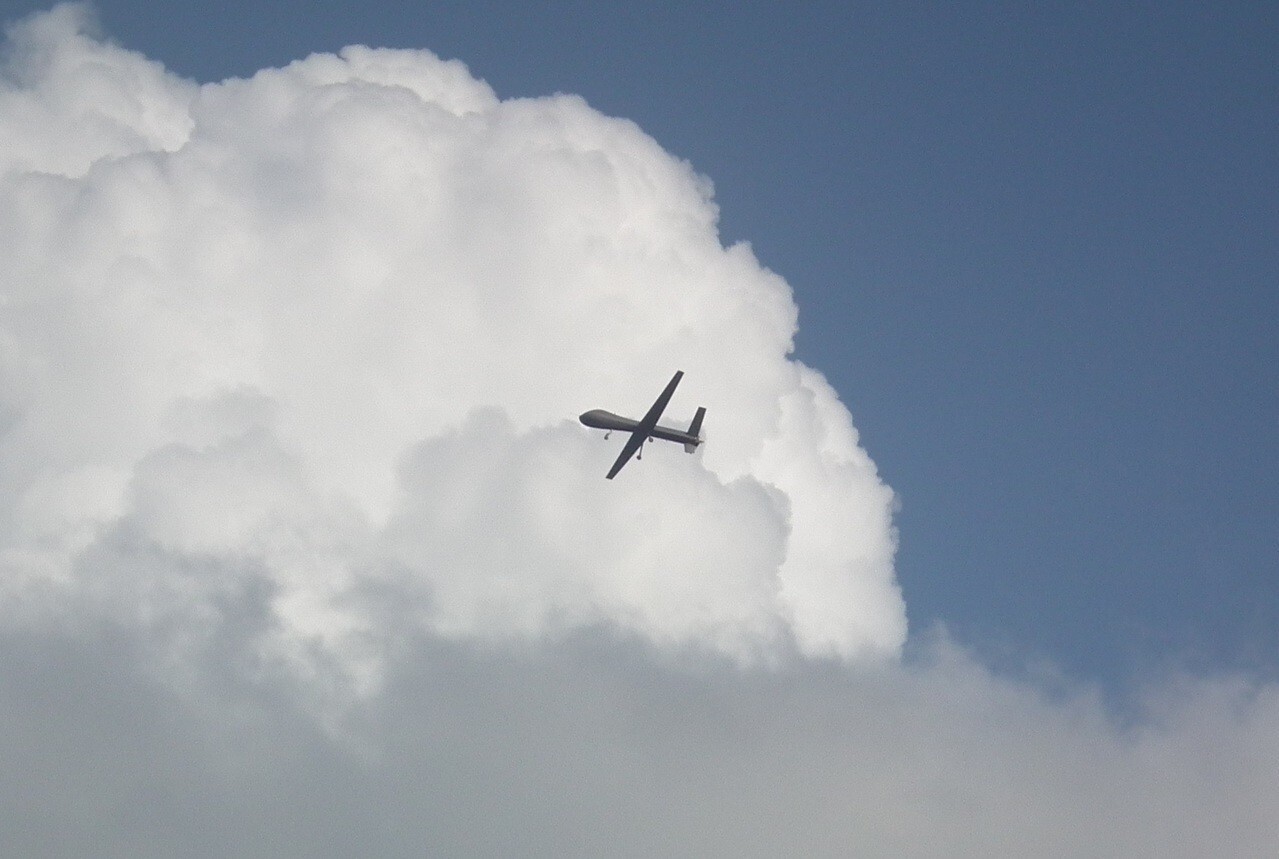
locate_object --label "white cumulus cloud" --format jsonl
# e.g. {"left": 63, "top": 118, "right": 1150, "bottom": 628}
{"left": 0, "top": 4, "right": 904, "bottom": 697}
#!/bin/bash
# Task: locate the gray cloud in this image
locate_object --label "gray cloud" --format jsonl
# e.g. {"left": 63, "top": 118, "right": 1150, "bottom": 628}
{"left": 2, "top": 626, "right": 1277, "bottom": 857}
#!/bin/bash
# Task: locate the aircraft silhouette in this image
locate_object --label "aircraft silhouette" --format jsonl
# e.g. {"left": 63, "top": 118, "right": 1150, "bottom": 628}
{"left": 579, "top": 371, "right": 705, "bottom": 479}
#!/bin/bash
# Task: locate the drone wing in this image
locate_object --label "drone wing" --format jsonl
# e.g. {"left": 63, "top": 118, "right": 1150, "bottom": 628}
{"left": 604, "top": 371, "right": 683, "bottom": 479}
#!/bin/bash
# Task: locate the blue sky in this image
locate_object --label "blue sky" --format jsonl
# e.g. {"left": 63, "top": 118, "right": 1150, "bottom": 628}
{"left": 6, "top": 0, "right": 1275, "bottom": 690}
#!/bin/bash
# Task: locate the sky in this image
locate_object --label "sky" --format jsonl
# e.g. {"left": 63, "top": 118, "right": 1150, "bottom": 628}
{"left": 5, "top": 0, "right": 1265, "bottom": 687}
{"left": 0, "top": 2, "right": 1276, "bottom": 855}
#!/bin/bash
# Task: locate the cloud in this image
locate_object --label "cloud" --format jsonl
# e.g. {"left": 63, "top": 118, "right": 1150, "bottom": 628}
{"left": 2, "top": 626, "right": 1278, "bottom": 857}
{"left": 1, "top": 7, "right": 1277, "bottom": 856}
{"left": 0, "top": 4, "right": 903, "bottom": 688}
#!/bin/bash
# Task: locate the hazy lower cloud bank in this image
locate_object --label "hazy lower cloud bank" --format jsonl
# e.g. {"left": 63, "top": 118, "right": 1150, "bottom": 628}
{"left": 3, "top": 628, "right": 1277, "bottom": 857}
{"left": 1, "top": 6, "right": 1277, "bottom": 856}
